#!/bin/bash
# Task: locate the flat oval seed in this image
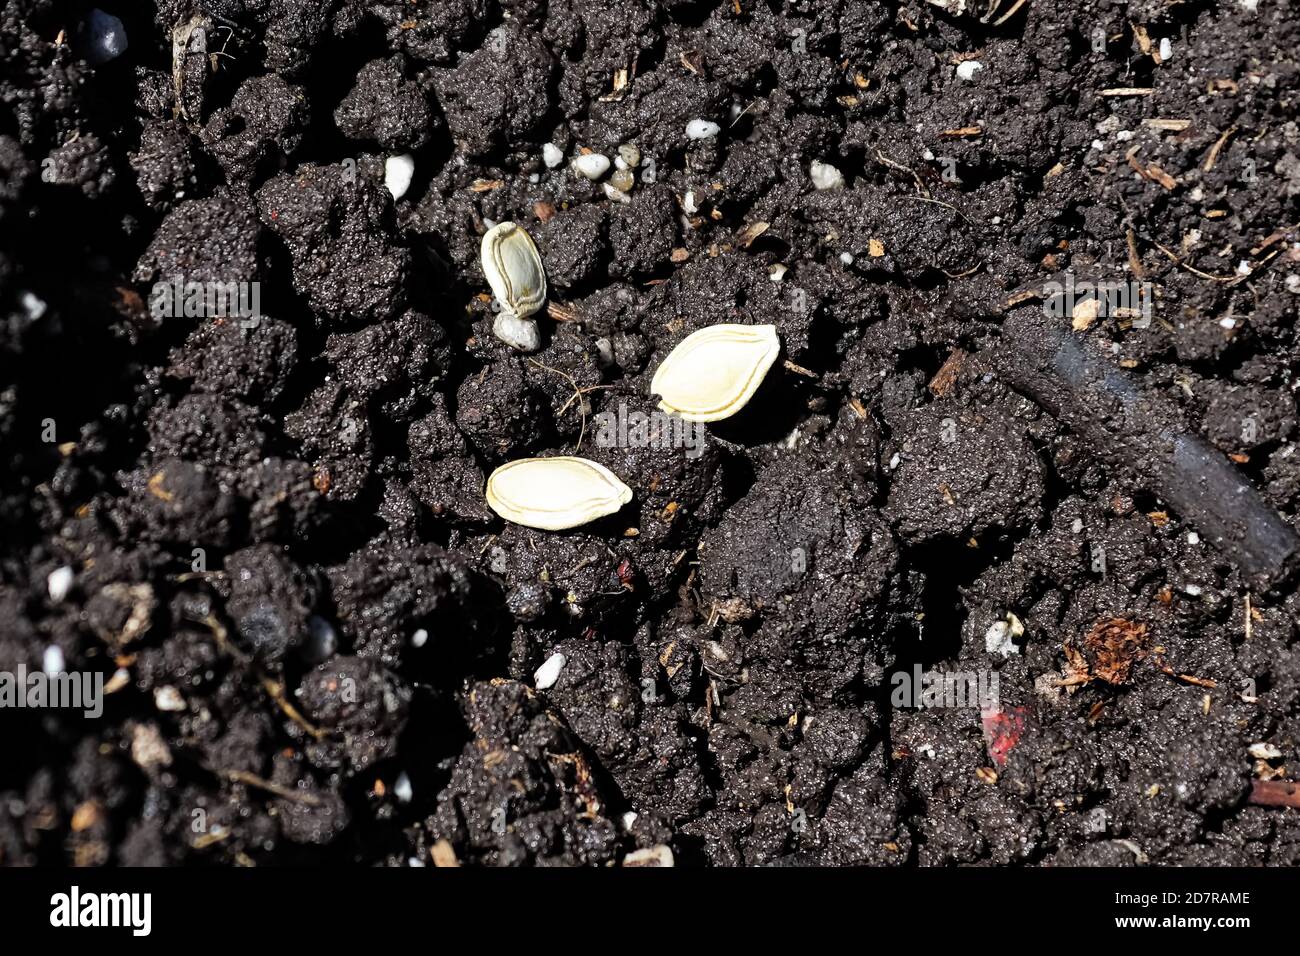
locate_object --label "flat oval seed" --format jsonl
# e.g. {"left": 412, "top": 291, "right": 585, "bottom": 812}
{"left": 650, "top": 324, "right": 780, "bottom": 422}
{"left": 480, "top": 221, "right": 547, "bottom": 319}
{"left": 486, "top": 456, "right": 633, "bottom": 531}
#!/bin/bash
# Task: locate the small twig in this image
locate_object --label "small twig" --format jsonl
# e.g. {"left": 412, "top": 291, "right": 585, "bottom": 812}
{"left": 200, "top": 615, "right": 327, "bottom": 739}
{"left": 218, "top": 769, "right": 323, "bottom": 806}
{"left": 1203, "top": 125, "right": 1238, "bottom": 172}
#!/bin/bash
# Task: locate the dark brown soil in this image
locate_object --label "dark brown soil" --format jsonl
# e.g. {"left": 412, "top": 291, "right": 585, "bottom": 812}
{"left": 1, "top": 0, "right": 1299, "bottom": 867}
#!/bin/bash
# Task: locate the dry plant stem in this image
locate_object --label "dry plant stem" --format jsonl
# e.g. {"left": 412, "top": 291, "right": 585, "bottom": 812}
{"left": 201, "top": 614, "right": 328, "bottom": 740}
{"left": 996, "top": 311, "right": 1300, "bottom": 586}
{"left": 218, "top": 768, "right": 324, "bottom": 806}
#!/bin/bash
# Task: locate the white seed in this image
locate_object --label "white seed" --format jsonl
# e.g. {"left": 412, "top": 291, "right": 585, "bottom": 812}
{"left": 542, "top": 143, "right": 565, "bottom": 168}
{"left": 485, "top": 457, "right": 633, "bottom": 531}
{"left": 480, "top": 221, "right": 546, "bottom": 319}
{"left": 384, "top": 153, "right": 415, "bottom": 200}
{"left": 534, "top": 652, "right": 567, "bottom": 690}
{"left": 686, "top": 119, "right": 721, "bottom": 140}
{"left": 43, "top": 645, "right": 65, "bottom": 676}
{"left": 82, "top": 9, "right": 128, "bottom": 65}
{"left": 603, "top": 182, "right": 632, "bottom": 204}
{"left": 956, "top": 61, "right": 984, "bottom": 81}
{"left": 623, "top": 844, "right": 674, "bottom": 867}
{"left": 810, "top": 159, "right": 845, "bottom": 190}
{"left": 571, "top": 152, "right": 611, "bottom": 180}
{"left": 47, "top": 566, "right": 74, "bottom": 603}
{"left": 493, "top": 312, "right": 541, "bottom": 352}
{"left": 650, "top": 324, "right": 781, "bottom": 423}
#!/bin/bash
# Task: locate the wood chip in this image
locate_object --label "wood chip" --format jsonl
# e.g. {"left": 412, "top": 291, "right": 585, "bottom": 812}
{"left": 1203, "top": 126, "right": 1238, "bottom": 172}
{"left": 928, "top": 349, "right": 968, "bottom": 397}
{"left": 735, "top": 221, "right": 769, "bottom": 248}
{"left": 431, "top": 838, "right": 461, "bottom": 867}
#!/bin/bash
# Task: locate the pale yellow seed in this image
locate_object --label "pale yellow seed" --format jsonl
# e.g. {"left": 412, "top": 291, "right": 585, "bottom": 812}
{"left": 650, "top": 324, "right": 780, "bottom": 422}
{"left": 480, "top": 221, "right": 547, "bottom": 319}
{"left": 485, "top": 456, "right": 633, "bottom": 531}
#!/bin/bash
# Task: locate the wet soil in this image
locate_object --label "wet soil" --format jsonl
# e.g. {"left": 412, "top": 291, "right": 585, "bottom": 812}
{"left": 1, "top": 0, "right": 1299, "bottom": 866}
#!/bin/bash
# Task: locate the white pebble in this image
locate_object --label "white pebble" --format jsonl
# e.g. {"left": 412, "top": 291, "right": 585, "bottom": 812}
{"left": 571, "top": 153, "right": 611, "bottom": 180}
{"left": 1071, "top": 518, "right": 1084, "bottom": 534}
{"left": 985, "top": 621, "right": 1019, "bottom": 657}
{"left": 686, "top": 119, "right": 721, "bottom": 141}
{"left": 616, "top": 144, "right": 641, "bottom": 169}
{"left": 20, "top": 291, "right": 47, "bottom": 321}
{"left": 955, "top": 61, "right": 984, "bottom": 81}
{"left": 839, "top": 252, "right": 854, "bottom": 265}
{"left": 1240, "top": 0, "right": 1259, "bottom": 12}
{"left": 493, "top": 312, "right": 541, "bottom": 352}
{"left": 43, "top": 645, "right": 65, "bottom": 676}
{"left": 411, "top": 628, "right": 428, "bottom": 648}
{"left": 154, "top": 686, "right": 186, "bottom": 712}
{"left": 1236, "top": 260, "right": 1252, "bottom": 276}
{"left": 769, "top": 264, "right": 788, "bottom": 282}
{"left": 683, "top": 190, "right": 699, "bottom": 214}
{"left": 394, "top": 772, "right": 414, "bottom": 803}
{"left": 1182, "top": 583, "right": 1203, "bottom": 597}
{"left": 621, "top": 811, "right": 638, "bottom": 830}
{"left": 542, "top": 143, "right": 565, "bottom": 168}
{"left": 1248, "top": 742, "right": 1283, "bottom": 760}
{"left": 1187, "top": 532, "right": 1200, "bottom": 545}
{"left": 1159, "top": 38, "right": 1173, "bottom": 61}
{"left": 47, "top": 566, "right": 74, "bottom": 603}
{"left": 82, "top": 9, "right": 128, "bottom": 65}
{"left": 1219, "top": 317, "right": 1237, "bottom": 329}
{"left": 383, "top": 153, "right": 415, "bottom": 201}
{"left": 810, "top": 160, "right": 845, "bottom": 191}
{"left": 623, "top": 845, "right": 674, "bottom": 867}
{"left": 534, "top": 652, "right": 567, "bottom": 690}
{"left": 602, "top": 182, "right": 631, "bottom": 204}
{"left": 1285, "top": 274, "right": 1300, "bottom": 294}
